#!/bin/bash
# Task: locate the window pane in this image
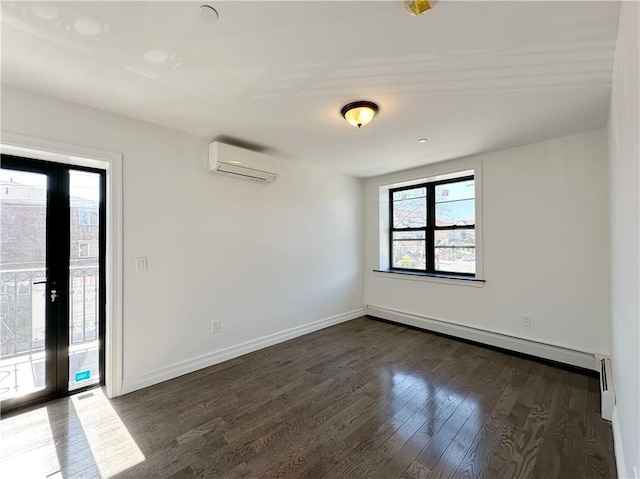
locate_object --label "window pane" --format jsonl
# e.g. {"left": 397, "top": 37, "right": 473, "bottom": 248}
{"left": 79, "top": 209, "right": 98, "bottom": 226}
{"left": 435, "top": 199, "right": 474, "bottom": 226}
{"left": 393, "top": 187, "right": 426, "bottom": 202}
{"left": 393, "top": 198, "right": 426, "bottom": 228}
{"left": 392, "top": 240, "right": 426, "bottom": 269}
{"left": 435, "top": 230, "right": 475, "bottom": 247}
{"left": 393, "top": 231, "right": 426, "bottom": 240}
{"left": 435, "top": 247, "right": 475, "bottom": 274}
{"left": 436, "top": 180, "right": 474, "bottom": 203}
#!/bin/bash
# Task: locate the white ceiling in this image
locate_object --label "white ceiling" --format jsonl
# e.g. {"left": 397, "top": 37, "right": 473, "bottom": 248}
{"left": 1, "top": 1, "right": 620, "bottom": 177}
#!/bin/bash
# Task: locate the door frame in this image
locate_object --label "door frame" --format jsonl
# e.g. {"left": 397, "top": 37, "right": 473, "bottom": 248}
{"left": 1, "top": 132, "right": 124, "bottom": 398}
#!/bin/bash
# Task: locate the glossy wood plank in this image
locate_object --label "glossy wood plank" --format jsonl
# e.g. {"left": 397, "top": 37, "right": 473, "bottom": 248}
{"left": 0, "top": 317, "right": 616, "bottom": 478}
{"left": 417, "top": 357, "right": 532, "bottom": 479}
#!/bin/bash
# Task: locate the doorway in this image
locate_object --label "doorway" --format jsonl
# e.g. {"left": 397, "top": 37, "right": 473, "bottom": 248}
{"left": 1, "top": 154, "right": 106, "bottom": 412}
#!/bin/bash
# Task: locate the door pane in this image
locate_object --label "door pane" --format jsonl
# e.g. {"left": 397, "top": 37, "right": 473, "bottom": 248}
{"left": 0, "top": 169, "right": 48, "bottom": 400}
{"left": 68, "top": 171, "right": 100, "bottom": 391}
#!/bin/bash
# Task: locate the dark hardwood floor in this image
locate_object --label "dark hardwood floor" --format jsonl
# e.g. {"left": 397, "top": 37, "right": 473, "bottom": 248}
{"left": 1, "top": 317, "right": 616, "bottom": 478}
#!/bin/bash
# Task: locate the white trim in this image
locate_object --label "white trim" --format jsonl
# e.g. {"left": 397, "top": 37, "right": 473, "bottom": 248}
{"left": 0, "top": 131, "right": 124, "bottom": 398}
{"left": 364, "top": 304, "right": 597, "bottom": 371}
{"left": 368, "top": 158, "right": 483, "bottom": 190}
{"left": 121, "top": 308, "right": 365, "bottom": 395}
{"left": 382, "top": 168, "right": 475, "bottom": 191}
{"left": 105, "top": 150, "right": 124, "bottom": 398}
{"left": 474, "top": 162, "right": 484, "bottom": 279}
{"left": 373, "top": 270, "right": 485, "bottom": 287}
{"left": 612, "top": 406, "right": 631, "bottom": 479}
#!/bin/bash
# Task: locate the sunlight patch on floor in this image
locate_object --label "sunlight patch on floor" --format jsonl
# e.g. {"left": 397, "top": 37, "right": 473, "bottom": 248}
{"left": 69, "top": 389, "right": 145, "bottom": 477}
{"left": 0, "top": 407, "right": 61, "bottom": 478}
{"left": 0, "top": 389, "right": 145, "bottom": 478}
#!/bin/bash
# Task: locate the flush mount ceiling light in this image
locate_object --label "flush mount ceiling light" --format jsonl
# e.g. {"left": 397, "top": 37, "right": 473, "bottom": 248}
{"left": 341, "top": 101, "right": 379, "bottom": 128}
{"left": 404, "top": 0, "right": 433, "bottom": 16}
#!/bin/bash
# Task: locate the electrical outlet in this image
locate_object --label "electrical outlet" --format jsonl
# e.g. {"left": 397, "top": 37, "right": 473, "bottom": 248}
{"left": 211, "top": 320, "right": 221, "bottom": 334}
{"left": 135, "top": 257, "right": 148, "bottom": 272}
{"left": 521, "top": 315, "right": 532, "bottom": 327}
{"left": 351, "top": 291, "right": 356, "bottom": 301}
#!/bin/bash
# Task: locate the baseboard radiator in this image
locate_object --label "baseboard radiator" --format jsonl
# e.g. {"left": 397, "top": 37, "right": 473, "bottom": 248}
{"left": 364, "top": 304, "right": 598, "bottom": 372}
{"left": 599, "top": 357, "right": 615, "bottom": 421}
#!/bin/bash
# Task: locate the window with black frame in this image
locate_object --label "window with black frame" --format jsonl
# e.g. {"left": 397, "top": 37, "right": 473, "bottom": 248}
{"left": 390, "top": 175, "right": 475, "bottom": 276}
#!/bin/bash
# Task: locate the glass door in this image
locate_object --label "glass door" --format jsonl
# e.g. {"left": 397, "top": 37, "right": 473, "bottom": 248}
{"left": 68, "top": 170, "right": 103, "bottom": 392}
{"left": 0, "top": 166, "right": 51, "bottom": 403}
{"left": 0, "top": 155, "right": 105, "bottom": 412}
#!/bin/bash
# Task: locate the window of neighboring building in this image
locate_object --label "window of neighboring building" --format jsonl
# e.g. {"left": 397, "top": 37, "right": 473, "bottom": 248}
{"left": 78, "top": 209, "right": 98, "bottom": 227}
{"left": 78, "top": 241, "right": 98, "bottom": 258}
{"left": 390, "top": 175, "right": 476, "bottom": 276}
{"left": 17, "top": 281, "right": 31, "bottom": 296}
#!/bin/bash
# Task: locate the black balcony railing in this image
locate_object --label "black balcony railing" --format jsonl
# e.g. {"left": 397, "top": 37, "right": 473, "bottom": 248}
{"left": 70, "top": 265, "right": 99, "bottom": 345}
{"left": 0, "top": 266, "right": 99, "bottom": 358}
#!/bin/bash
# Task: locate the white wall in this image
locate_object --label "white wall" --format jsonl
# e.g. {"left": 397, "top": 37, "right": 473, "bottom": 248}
{"left": 364, "top": 129, "right": 610, "bottom": 357}
{"left": 608, "top": 1, "right": 640, "bottom": 477}
{"left": 1, "top": 85, "right": 364, "bottom": 393}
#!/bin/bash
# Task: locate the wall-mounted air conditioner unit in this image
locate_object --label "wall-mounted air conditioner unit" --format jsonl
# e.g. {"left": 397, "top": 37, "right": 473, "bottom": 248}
{"left": 208, "top": 141, "right": 280, "bottom": 183}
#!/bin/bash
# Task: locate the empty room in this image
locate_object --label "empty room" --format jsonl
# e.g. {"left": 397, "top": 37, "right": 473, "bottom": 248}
{"left": 0, "top": 1, "right": 638, "bottom": 478}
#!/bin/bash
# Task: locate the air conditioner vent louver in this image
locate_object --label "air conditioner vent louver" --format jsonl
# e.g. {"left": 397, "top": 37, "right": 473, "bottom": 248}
{"left": 208, "top": 141, "right": 280, "bottom": 183}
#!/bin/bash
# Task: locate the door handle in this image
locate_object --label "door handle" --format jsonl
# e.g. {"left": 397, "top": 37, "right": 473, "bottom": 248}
{"left": 33, "top": 280, "right": 48, "bottom": 284}
{"left": 51, "top": 289, "right": 58, "bottom": 303}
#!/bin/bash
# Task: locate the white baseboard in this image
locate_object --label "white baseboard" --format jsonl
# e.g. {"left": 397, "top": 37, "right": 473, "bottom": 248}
{"left": 365, "top": 305, "right": 597, "bottom": 371}
{"left": 121, "top": 308, "right": 364, "bottom": 395}
{"left": 612, "top": 406, "right": 631, "bottom": 479}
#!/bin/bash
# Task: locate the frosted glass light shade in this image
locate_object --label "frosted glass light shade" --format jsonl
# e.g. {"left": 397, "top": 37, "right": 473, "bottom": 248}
{"left": 341, "top": 101, "right": 379, "bottom": 128}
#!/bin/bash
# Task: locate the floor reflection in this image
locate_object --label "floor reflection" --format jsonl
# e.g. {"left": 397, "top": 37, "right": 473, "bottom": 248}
{"left": 384, "top": 367, "right": 480, "bottom": 444}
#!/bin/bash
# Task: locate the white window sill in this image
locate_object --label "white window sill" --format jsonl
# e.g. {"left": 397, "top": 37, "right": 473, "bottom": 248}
{"left": 373, "top": 270, "right": 485, "bottom": 287}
